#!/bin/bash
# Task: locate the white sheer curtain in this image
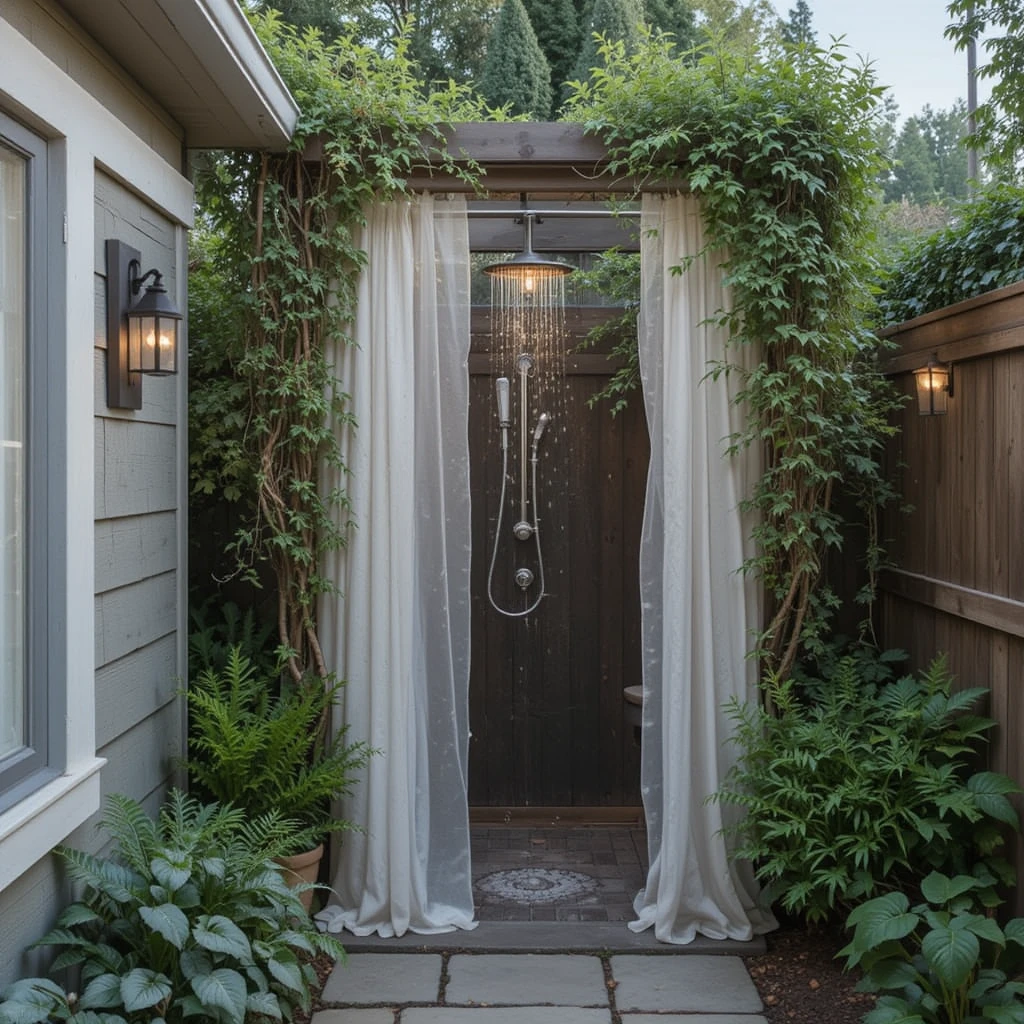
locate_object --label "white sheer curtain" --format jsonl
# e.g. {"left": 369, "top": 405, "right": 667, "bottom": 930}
{"left": 317, "top": 194, "right": 476, "bottom": 936}
{"left": 631, "top": 193, "right": 775, "bottom": 944}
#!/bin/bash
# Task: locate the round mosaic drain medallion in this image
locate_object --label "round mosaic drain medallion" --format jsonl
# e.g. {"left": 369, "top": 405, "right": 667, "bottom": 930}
{"left": 474, "top": 868, "right": 598, "bottom": 904}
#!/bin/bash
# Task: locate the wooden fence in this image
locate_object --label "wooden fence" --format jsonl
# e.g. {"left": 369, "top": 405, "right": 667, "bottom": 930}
{"left": 879, "top": 279, "right": 1024, "bottom": 910}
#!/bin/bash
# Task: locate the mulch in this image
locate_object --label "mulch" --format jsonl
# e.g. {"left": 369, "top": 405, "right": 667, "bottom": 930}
{"left": 744, "top": 919, "right": 876, "bottom": 1024}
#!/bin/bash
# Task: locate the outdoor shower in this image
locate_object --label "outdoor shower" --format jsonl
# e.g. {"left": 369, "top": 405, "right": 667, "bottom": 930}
{"left": 483, "top": 211, "right": 570, "bottom": 617}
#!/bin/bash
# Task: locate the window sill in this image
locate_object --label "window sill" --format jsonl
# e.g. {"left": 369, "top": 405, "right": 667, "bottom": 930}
{"left": 0, "top": 758, "right": 106, "bottom": 892}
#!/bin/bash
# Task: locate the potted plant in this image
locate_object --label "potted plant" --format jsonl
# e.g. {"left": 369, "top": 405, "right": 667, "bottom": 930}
{"left": 185, "top": 645, "right": 372, "bottom": 907}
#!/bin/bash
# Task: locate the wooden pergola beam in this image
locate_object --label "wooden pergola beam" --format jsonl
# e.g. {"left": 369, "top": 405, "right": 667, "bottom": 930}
{"left": 304, "top": 121, "right": 684, "bottom": 195}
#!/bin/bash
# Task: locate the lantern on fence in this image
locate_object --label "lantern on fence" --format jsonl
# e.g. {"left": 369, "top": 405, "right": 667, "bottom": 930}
{"left": 913, "top": 356, "right": 952, "bottom": 416}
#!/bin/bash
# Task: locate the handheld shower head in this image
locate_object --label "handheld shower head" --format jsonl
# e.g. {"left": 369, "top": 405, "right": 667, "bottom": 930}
{"left": 532, "top": 412, "right": 551, "bottom": 444}
{"left": 495, "top": 377, "right": 510, "bottom": 427}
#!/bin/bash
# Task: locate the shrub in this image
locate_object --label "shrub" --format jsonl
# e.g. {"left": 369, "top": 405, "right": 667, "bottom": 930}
{"left": 878, "top": 183, "right": 1024, "bottom": 327}
{"left": 713, "top": 653, "right": 1020, "bottom": 925}
{"left": 841, "top": 870, "right": 1024, "bottom": 1024}
{"left": 0, "top": 792, "right": 344, "bottom": 1024}
{"left": 187, "top": 598, "right": 278, "bottom": 679}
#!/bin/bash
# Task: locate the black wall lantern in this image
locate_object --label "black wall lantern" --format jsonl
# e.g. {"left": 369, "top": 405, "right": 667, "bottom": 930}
{"left": 106, "top": 239, "right": 181, "bottom": 409}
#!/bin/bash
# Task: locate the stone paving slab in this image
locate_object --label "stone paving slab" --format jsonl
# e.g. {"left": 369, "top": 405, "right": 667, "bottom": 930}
{"left": 611, "top": 955, "right": 763, "bottom": 1014}
{"left": 321, "top": 953, "right": 442, "bottom": 1005}
{"left": 622, "top": 1016, "right": 767, "bottom": 1023}
{"left": 446, "top": 954, "right": 609, "bottom": 1007}
{"left": 402, "top": 1010, "right": 611, "bottom": 1023}
{"left": 312, "top": 1011, "right": 395, "bottom": 1024}
{"left": 334, "top": 921, "right": 766, "bottom": 954}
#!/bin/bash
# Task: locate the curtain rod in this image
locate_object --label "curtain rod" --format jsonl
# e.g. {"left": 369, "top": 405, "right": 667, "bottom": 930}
{"left": 465, "top": 209, "right": 641, "bottom": 219}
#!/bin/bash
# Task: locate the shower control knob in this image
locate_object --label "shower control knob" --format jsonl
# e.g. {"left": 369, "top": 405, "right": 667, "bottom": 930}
{"left": 513, "top": 520, "right": 534, "bottom": 541}
{"left": 514, "top": 568, "right": 534, "bottom": 590}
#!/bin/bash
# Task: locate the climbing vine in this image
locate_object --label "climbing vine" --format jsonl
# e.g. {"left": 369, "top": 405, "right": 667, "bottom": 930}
{"left": 564, "top": 33, "right": 900, "bottom": 678}
{"left": 191, "top": 15, "right": 491, "bottom": 681}
{"left": 194, "top": 19, "right": 900, "bottom": 685}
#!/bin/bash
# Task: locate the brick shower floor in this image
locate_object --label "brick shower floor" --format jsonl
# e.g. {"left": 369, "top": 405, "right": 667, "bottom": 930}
{"left": 470, "top": 826, "right": 648, "bottom": 922}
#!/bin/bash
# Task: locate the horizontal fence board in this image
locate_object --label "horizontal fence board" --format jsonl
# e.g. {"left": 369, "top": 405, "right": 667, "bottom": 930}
{"left": 881, "top": 279, "right": 1024, "bottom": 372}
{"left": 880, "top": 569, "right": 1024, "bottom": 639}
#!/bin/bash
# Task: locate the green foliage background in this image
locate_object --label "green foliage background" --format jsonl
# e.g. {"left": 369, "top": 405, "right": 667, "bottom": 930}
{"left": 566, "top": 32, "right": 900, "bottom": 675}
{"left": 478, "top": 0, "right": 553, "bottom": 117}
{"left": 190, "top": 14, "right": 492, "bottom": 680}
{"left": 193, "top": 9, "right": 904, "bottom": 684}
{"left": 878, "top": 183, "right": 1024, "bottom": 326}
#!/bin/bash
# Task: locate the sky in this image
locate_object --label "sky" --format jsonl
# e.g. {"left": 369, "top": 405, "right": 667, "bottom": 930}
{"left": 768, "top": 0, "right": 985, "bottom": 120}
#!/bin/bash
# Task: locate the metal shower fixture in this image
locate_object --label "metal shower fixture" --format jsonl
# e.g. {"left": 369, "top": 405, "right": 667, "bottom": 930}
{"left": 481, "top": 212, "right": 573, "bottom": 282}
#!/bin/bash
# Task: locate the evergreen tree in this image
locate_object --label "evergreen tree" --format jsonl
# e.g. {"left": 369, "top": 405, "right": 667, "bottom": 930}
{"left": 478, "top": 0, "right": 553, "bottom": 117}
{"left": 521, "top": 0, "right": 581, "bottom": 113}
{"left": 326, "top": 0, "right": 501, "bottom": 84}
{"left": 917, "top": 101, "right": 970, "bottom": 200}
{"left": 645, "top": 0, "right": 699, "bottom": 52}
{"left": 691, "top": 0, "right": 781, "bottom": 51}
{"left": 573, "top": 0, "right": 644, "bottom": 82}
{"left": 781, "top": 0, "right": 815, "bottom": 46}
{"left": 887, "top": 118, "right": 938, "bottom": 204}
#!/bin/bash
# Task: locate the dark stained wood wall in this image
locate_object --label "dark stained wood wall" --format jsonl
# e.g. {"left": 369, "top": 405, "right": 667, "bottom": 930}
{"left": 879, "top": 280, "right": 1024, "bottom": 912}
{"left": 468, "top": 309, "right": 648, "bottom": 810}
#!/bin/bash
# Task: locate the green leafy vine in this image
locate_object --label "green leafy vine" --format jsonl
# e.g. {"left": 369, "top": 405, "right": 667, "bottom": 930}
{"left": 192, "top": 15, "right": 491, "bottom": 681}
{"left": 564, "top": 32, "right": 901, "bottom": 677}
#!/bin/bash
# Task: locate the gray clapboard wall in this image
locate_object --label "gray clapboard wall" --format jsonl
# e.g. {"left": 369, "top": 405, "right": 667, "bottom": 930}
{"left": 85, "top": 169, "right": 185, "bottom": 849}
{"left": 0, "top": 0, "right": 188, "bottom": 983}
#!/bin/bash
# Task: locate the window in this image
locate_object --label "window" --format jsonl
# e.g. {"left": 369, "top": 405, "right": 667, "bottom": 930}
{"left": 0, "top": 112, "right": 62, "bottom": 812}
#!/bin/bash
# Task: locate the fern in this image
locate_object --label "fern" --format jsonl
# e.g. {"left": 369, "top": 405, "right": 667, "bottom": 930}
{"left": 712, "top": 650, "right": 1022, "bottom": 925}
{"left": 185, "top": 647, "right": 372, "bottom": 852}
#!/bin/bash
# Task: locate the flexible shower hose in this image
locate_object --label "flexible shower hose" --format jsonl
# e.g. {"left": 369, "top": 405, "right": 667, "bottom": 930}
{"left": 486, "top": 438, "right": 546, "bottom": 618}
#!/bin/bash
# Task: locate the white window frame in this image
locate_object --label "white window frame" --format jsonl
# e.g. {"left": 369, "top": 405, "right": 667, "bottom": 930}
{"left": 0, "top": 16, "right": 193, "bottom": 891}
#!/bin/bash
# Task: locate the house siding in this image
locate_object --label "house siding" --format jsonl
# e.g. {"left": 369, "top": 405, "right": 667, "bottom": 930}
{"left": 0, "top": 0, "right": 184, "bottom": 166}
{"left": 0, "top": 0, "right": 189, "bottom": 983}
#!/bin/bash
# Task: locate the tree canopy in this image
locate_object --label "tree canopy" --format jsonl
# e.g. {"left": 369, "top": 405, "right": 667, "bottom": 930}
{"left": 262, "top": 0, "right": 503, "bottom": 83}
{"left": 781, "top": 0, "right": 815, "bottom": 45}
{"left": 645, "top": 0, "right": 699, "bottom": 51}
{"left": 520, "top": 0, "right": 581, "bottom": 112}
{"left": 479, "top": 0, "right": 553, "bottom": 116}
{"left": 573, "top": 0, "right": 645, "bottom": 81}
{"left": 947, "top": 0, "right": 1024, "bottom": 176}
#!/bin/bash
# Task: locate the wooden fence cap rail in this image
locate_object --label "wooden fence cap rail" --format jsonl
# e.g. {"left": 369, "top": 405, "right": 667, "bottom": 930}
{"left": 880, "top": 277, "right": 1024, "bottom": 375}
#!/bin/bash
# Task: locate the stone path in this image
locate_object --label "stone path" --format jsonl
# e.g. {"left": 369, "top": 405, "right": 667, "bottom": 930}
{"left": 314, "top": 951, "right": 768, "bottom": 1023}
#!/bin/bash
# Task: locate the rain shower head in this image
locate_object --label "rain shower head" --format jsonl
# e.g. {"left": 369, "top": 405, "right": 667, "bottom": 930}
{"left": 482, "top": 213, "right": 572, "bottom": 283}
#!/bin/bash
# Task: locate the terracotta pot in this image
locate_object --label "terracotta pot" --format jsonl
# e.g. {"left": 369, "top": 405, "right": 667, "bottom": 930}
{"left": 274, "top": 843, "right": 324, "bottom": 912}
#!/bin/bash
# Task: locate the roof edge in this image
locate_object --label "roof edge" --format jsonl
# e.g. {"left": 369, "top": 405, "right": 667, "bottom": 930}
{"left": 171, "top": 0, "right": 300, "bottom": 149}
